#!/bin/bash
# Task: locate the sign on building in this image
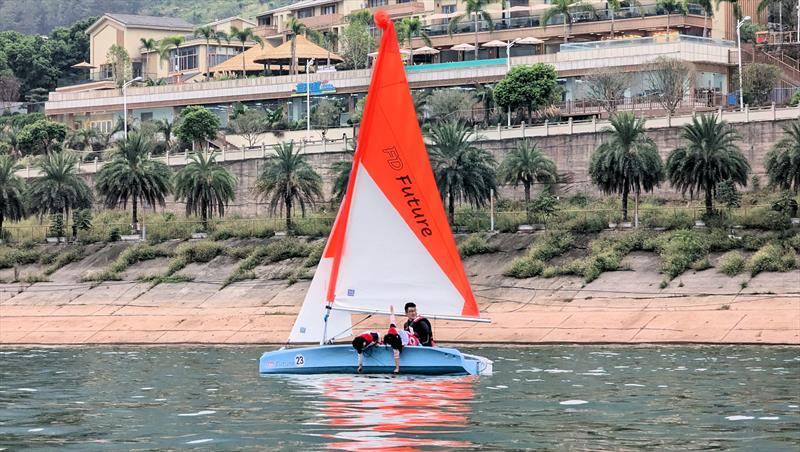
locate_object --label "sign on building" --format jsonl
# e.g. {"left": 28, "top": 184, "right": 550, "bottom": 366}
{"left": 293, "top": 80, "right": 336, "bottom": 96}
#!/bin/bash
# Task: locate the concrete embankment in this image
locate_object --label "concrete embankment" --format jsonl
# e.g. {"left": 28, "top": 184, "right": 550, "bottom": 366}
{"left": 1, "top": 234, "right": 797, "bottom": 346}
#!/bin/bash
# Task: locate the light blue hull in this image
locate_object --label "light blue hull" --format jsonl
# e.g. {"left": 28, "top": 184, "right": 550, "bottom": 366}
{"left": 259, "top": 345, "right": 492, "bottom": 376}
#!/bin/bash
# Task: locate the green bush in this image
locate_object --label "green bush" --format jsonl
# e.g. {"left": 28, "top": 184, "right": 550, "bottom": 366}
{"left": 640, "top": 209, "right": 694, "bottom": 230}
{"left": 80, "top": 269, "right": 122, "bottom": 282}
{"left": 210, "top": 219, "right": 276, "bottom": 240}
{"left": 737, "top": 208, "right": 790, "bottom": 231}
{"left": 223, "top": 238, "right": 312, "bottom": 286}
{"left": 48, "top": 214, "right": 65, "bottom": 238}
{"left": 458, "top": 234, "right": 497, "bottom": 257}
{"left": 558, "top": 214, "right": 607, "bottom": 233}
{"left": 43, "top": 247, "right": 85, "bottom": 276}
{"left": 787, "top": 233, "right": 800, "bottom": 252}
{"left": 137, "top": 274, "right": 194, "bottom": 287}
{"left": 655, "top": 230, "right": 710, "bottom": 279}
{"left": 110, "top": 244, "right": 172, "bottom": 274}
{"left": 504, "top": 231, "right": 572, "bottom": 278}
{"left": 303, "top": 241, "right": 325, "bottom": 268}
{"left": 0, "top": 247, "right": 42, "bottom": 269}
{"left": 746, "top": 243, "right": 797, "bottom": 276}
{"left": 225, "top": 245, "right": 256, "bottom": 260}
{"left": 718, "top": 251, "right": 746, "bottom": 276}
{"left": 690, "top": 257, "right": 712, "bottom": 271}
{"left": 541, "top": 231, "right": 651, "bottom": 282}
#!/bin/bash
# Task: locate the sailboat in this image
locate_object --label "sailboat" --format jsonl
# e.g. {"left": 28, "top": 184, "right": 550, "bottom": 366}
{"left": 259, "top": 11, "right": 492, "bottom": 376}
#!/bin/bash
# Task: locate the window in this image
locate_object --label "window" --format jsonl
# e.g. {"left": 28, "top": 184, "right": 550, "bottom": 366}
{"left": 397, "top": 0, "right": 411, "bottom": 3}
{"left": 132, "top": 61, "right": 142, "bottom": 79}
{"left": 369, "top": 0, "right": 388, "bottom": 7}
{"left": 258, "top": 15, "right": 272, "bottom": 26}
{"left": 169, "top": 46, "right": 199, "bottom": 71}
{"left": 90, "top": 120, "right": 112, "bottom": 132}
{"left": 98, "top": 64, "right": 113, "bottom": 80}
{"left": 140, "top": 112, "right": 153, "bottom": 122}
{"left": 321, "top": 4, "right": 337, "bottom": 14}
{"left": 442, "top": 4, "right": 456, "bottom": 13}
{"left": 297, "top": 8, "right": 314, "bottom": 18}
{"left": 208, "top": 46, "right": 243, "bottom": 67}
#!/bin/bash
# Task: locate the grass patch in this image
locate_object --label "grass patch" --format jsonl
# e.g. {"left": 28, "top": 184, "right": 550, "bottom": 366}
{"left": 137, "top": 274, "right": 194, "bottom": 288}
{"left": 303, "top": 241, "right": 325, "bottom": 268}
{"left": 647, "top": 229, "right": 738, "bottom": 281}
{"left": 223, "top": 238, "right": 312, "bottom": 287}
{"left": 543, "top": 231, "right": 651, "bottom": 283}
{"left": 80, "top": 269, "right": 122, "bottom": 282}
{"left": 504, "top": 231, "right": 573, "bottom": 278}
{"left": 718, "top": 251, "right": 746, "bottom": 276}
{"left": 209, "top": 218, "right": 276, "bottom": 240}
{"left": 0, "top": 247, "right": 42, "bottom": 269}
{"left": 458, "top": 234, "right": 497, "bottom": 257}
{"left": 690, "top": 257, "right": 712, "bottom": 271}
{"left": 166, "top": 240, "right": 225, "bottom": 275}
{"left": 109, "top": 244, "right": 173, "bottom": 274}
{"left": 746, "top": 243, "right": 797, "bottom": 277}
{"left": 20, "top": 273, "right": 48, "bottom": 283}
{"left": 42, "top": 247, "right": 86, "bottom": 276}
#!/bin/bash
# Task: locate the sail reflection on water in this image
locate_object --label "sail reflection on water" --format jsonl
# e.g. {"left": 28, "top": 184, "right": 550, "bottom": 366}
{"left": 287, "top": 375, "right": 478, "bottom": 450}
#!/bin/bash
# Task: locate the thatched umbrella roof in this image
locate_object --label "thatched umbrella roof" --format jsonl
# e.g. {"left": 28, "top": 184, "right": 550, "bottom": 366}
{"left": 210, "top": 42, "right": 282, "bottom": 73}
{"left": 253, "top": 35, "right": 342, "bottom": 67}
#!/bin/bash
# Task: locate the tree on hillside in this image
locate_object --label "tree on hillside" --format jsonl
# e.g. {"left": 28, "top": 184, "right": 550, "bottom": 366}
{"left": 0, "top": 154, "right": 26, "bottom": 235}
{"left": 448, "top": 0, "right": 498, "bottom": 60}
{"left": 17, "top": 119, "right": 67, "bottom": 155}
{"left": 584, "top": 69, "right": 631, "bottom": 115}
{"left": 311, "top": 98, "right": 341, "bottom": 132}
{"left": 666, "top": 114, "right": 750, "bottom": 215}
{"left": 427, "top": 120, "right": 497, "bottom": 225}
{"left": 67, "top": 127, "right": 97, "bottom": 151}
{"left": 230, "top": 109, "right": 267, "bottom": 148}
{"left": 95, "top": 132, "right": 172, "bottom": 229}
{"left": 541, "top": 0, "right": 595, "bottom": 43}
{"left": 765, "top": 120, "right": 800, "bottom": 192}
{"left": 106, "top": 44, "right": 132, "bottom": 87}
{"left": 28, "top": 150, "right": 92, "bottom": 221}
{"left": 340, "top": 12, "right": 375, "bottom": 70}
{"left": 589, "top": 112, "right": 664, "bottom": 224}
{"left": 648, "top": 57, "right": 692, "bottom": 115}
{"left": 173, "top": 151, "right": 236, "bottom": 229}
{"left": 426, "top": 89, "right": 476, "bottom": 123}
{"left": 228, "top": 26, "right": 263, "bottom": 75}
{"left": 331, "top": 140, "right": 355, "bottom": 202}
{"left": 500, "top": 140, "right": 558, "bottom": 222}
{"left": 254, "top": 140, "right": 323, "bottom": 231}
{"left": 175, "top": 106, "right": 220, "bottom": 151}
{"left": 494, "top": 63, "right": 559, "bottom": 122}
{"left": 743, "top": 63, "right": 780, "bottom": 106}
{"left": 0, "top": 73, "right": 20, "bottom": 105}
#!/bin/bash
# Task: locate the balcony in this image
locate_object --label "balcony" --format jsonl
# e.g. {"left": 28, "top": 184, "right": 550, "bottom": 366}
{"left": 255, "top": 24, "right": 279, "bottom": 38}
{"left": 357, "top": 1, "right": 426, "bottom": 17}
{"left": 298, "top": 13, "right": 342, "bottom": 30}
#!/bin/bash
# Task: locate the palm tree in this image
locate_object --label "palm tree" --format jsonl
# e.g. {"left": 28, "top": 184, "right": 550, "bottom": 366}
{"left": 589, "top": 112, "right": 664, "bottom": 224}
{"left": 658, "top": 0, "right": 687, "bottom": 34}
{"left": 1, "top": 125, "right": 22, "bottom": 158}
{"left": 542, "top": 0, "right": 594, "bottom": 43}
{"left": 139, "top": 38, "right": 158, "bottom": 79}
{"left": 411, "top": 90, "right": 429, "bottom": 125}
{"left": 666, "top": 114, "right": 750, "bottom": 216}
{"left": 765, "top": 120, "right": 800, "bottom": 192}
{"left": 155, "top": 119, "right": 176, "bottom": 151}
{"left": 500, "top": 140, "right": 558, "bottom": 213}
{"left": 95, "top": 132, "right": 172, "bottom": 229}
{"left": 0, "top": 155, "right": 26, "bottom": 235}
{"left": 158, "top": 36, "right": 184, "bottom": 73}
{"left": 474, "top": 83, "right": 495, "bottom": 124}
{"left": 194, "top": 25, "right": 218, "bottom": 80}
{"left": 758, "top": 0, "right": 783, "bottom": 34}
{"left": 284, "top": 17, "right": 318, "bottom": 75}
{"left": 331, "top": 140, "right": 355, "bottom": 202}
{"left": 229, "top": 26, "right": 263, "bottom": 76}
{"left": 448, "top": 0, "right": 498, "bottom": 60}
{"left": 398, "top": 17, "right": 432, "bottom": 66}
{"left": 607, "top": 0, "right": 641, "bottom": 37}
{"left": 68, "top": 127, "right": 97, "bottom": 151}
{"left": 427, "top": 121, "right": 497, "bottom": 224}
{"left": 696, "top": 0, "right": 713, "bottom": 37}
{"left": 28, "top": 150, "right": 93, "bottom": 221}
{"left": 716, "top": 0, "right": 743, "bottom": 22}
{"left": 254, "top": 140, "right": 323, "bottom": 231}
{"left": 173, "top": 151, "right": 236, "bottom": 229}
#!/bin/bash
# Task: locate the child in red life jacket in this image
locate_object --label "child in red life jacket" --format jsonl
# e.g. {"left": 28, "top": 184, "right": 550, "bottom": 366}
{"left": 352, "top": 331, "right": 380, "bottom": 373}
{"left": 382, "top": 306, "right": 420, "bottom": 374}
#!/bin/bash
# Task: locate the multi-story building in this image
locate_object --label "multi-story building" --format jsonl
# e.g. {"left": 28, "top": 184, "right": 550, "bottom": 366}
{"left": 46, "top": 0, "right": 791, "bottom": 133}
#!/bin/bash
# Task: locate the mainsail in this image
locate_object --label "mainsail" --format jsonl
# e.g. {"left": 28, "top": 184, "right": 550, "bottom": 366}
{"left": 288, "top": 10, "right": 483, "bottom": 344}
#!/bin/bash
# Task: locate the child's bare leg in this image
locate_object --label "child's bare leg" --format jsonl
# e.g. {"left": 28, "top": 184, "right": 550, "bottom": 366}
{"left": 357, "top": 353, "right": 364, "bottom": 373}
{"left": 393, "top": 349, "right": 400, "bottom": 374}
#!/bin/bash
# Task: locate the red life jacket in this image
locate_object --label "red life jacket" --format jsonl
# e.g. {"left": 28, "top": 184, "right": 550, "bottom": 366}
{"left": 407, "top": 316, "right": 434, "bottom": 346}
{"left": 357, "top": 331, "right": 380, "bottom": 345}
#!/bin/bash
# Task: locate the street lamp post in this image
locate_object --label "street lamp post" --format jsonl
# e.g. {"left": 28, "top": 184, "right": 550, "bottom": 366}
{"left": 122, "top": 76, "right": 143, "bottom": 139}
{"left": 736, "top": 16, "right": 751, "bottom": 111}
{"left": 505, "top": 38, "right": 520, "bottom": 127}
{"left": 306, "top": 58, "right": 315, "bottom": 135}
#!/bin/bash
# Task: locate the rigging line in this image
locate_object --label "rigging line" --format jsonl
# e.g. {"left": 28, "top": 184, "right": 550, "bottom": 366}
{"left": 326, "top": 314, "right": 372, "bottom": 344}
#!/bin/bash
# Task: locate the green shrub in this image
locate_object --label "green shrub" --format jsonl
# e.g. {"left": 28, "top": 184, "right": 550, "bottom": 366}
{"left": 80, "top": 269, "right": 122, "bottom": 282}
{"left": 292, "top": 218, "right": 333, "bottom": 237}
{"left": 166, "top": 240, "right": 224, "bottom": 274}
{"left": 0, "top": 247, "right": 42, "bottom": 269}
{"left": 559, "top": 214, "right": 606, "bottom": 233}
{"left": 48, "top": 214, "right": 65, "bottom": 238}
{"left": 787, "top": 233, "right": 800, "bottom": 252}
{"left": 543, "top": 231, "right": 651, "bottom": 282}
{"left": 209, "top": 219, "right": 276, "bottom": 240}
{"left": 110, "top": 244, "right": 172, "bottom": 274}
{"left": 649, "top": 230, "right": 713, "bottom": 280}
{"left": 21, "top": 273, "right": 48, "bottom": 284}
{"left": 43, "top": 247, "right": 85, "bottom": 275}
{"left": 640, "top": 209, "right": 694, "bottom": 230}
{"left": 746, "top": 243, "right": 797, "bottom": 276}
{"left": 303, "top": 241, "right": 325, "bottom": 268}
{"left": 718, "top": 251, "right": 746, "bottom": 276}
{"left": 225, "top": 245, "right": 256, "bottom": 260}
{"left": 223, "top": 238, "right": 312, "bottom": 286}
{"left": 107, "top": 227, "right": 121, "bottom": 242}
{"left": 503, "top": 231, "right": 572, "bottom": 278}
{"left": 738, "top": 209, "right": 790, "bottom": 231}
{"left": 690, "top": 257, "right": 712, "bottom": 271}
{"left": 137, "top": 274, "right": 194, "bottom": 287}
{"left": 458, "top": 234, "right": 497, "bottom": 257}
{"left": 166, "top": 256, "right": 188, "bottom": 275}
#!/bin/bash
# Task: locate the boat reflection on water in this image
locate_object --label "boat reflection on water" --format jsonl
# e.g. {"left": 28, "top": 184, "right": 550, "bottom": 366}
{"left": 287, "top": 374, "right": 478, "bottom": 450}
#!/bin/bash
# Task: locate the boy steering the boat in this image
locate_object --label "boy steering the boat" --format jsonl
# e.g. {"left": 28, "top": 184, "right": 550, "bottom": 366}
{"left": 403, "top": 302, "right": 434, "bottom": 347}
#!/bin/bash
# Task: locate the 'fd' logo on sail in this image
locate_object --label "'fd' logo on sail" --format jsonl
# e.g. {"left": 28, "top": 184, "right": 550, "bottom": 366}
{"left": 383, "top": 147, "right": 403, "bottom": 170}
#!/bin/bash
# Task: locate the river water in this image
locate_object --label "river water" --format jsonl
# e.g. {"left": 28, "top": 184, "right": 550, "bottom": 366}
{"left": 0, "top": 346, "right": 798, "bottom": 451}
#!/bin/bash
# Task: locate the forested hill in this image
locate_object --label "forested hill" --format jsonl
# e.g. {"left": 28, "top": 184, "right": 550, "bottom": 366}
{"left": 0, "top": 0, "right": 291, "bottom": 35}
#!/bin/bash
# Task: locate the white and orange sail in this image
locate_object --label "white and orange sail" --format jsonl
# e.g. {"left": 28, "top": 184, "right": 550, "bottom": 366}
{"left": 288, "top": 11, "right": 484, "bottom": 344}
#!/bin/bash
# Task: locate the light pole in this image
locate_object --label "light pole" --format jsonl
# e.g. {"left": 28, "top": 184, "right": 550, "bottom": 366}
{"left": 306, "top": 58, "right": 315, "bottom": 135}
{"left": 505, "top": 38, "right": 520, "bottom": 127}
{"left": 122, "top": 76, "right": 142, "bottom": 139}
{"left": 736, "top": 16, "right": 751, "bottom": 111}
